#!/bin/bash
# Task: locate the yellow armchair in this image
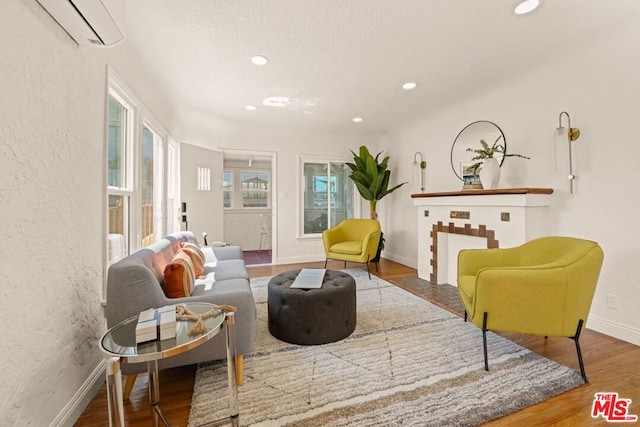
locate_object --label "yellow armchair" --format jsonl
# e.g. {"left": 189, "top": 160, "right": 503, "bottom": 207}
{"left": 323, "top": 219, "right": 381, "bottom": 279}
{"left": 457, "top": 236, "right": 604, "bottom": 381}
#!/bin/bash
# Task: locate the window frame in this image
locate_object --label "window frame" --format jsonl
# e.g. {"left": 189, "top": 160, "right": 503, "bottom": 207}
{"left": 140, "top": 120, "right": 166, "bottom": 247}
{"left": 223, "top": 168, "right": 271, "bottom": 210}
{"left": 223, "top": 170, "right": 234, "bottom": 208}
{"left": 298, "top": 155, "right": 360, "bottom": 238}
{"left": 106, "top": 83, "right": 136, "bottom": 266}
{"left": 105, "top": 67, "right": 172, "bottom": 297}
{"left": 239, "top": 170, "right": 270, "bottom": 209}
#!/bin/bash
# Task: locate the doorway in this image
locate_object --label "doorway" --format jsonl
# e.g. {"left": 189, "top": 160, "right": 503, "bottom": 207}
{"left": 222, "top": 149, "right": 276, "bottom": 265}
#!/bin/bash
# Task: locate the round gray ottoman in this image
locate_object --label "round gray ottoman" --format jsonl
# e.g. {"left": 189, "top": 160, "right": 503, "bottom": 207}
{"left": 268, "top": 269, "right": 356, "bottom": 345}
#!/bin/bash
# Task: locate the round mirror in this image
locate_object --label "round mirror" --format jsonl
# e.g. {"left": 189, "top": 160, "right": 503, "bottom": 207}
{"left": 450, "top": 120, "right": 506, "bottom": 181}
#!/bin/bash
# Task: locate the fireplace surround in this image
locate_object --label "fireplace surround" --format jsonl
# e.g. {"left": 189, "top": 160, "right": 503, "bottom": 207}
{"left": 412, "top": 188, "right": 553, "bottom": 285}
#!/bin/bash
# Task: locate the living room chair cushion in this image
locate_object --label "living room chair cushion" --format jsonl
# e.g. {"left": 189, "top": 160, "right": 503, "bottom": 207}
{"left": 329, "top": 241, "right": 363, "bottom": 255}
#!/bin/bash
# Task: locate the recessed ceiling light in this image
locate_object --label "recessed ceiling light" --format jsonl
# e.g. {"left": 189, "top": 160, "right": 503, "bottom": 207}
{"left": 245, "top": 105, "right": 257, "bottom": 111}
{"left": 251, "top": 55, "right": 269, "bottom": 65}
{"left": 514, "top": 0, "right": 540, "bottom": 15}
{"left": 402, "top": 82, "right": 417, "bottom": 90}
{"left": 352, "top": 117, "right": 363, "bottom": 123}
{"left": 262, "top": 96, "right": 290, "bottom": 108}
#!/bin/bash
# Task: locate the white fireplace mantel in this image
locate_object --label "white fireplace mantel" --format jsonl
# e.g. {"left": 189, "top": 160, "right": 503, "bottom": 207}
{"left": 412, "top": 188, "right": 554, "bottom": 285}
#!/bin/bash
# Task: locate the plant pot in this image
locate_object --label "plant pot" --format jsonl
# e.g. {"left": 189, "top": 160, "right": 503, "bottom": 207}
{"left": 371, "top": 232, "right": 384, "bottom": 263}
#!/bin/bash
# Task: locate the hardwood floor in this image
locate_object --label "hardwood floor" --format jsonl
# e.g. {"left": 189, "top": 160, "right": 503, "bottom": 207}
{"left": 75, "top": 259, "right": 640, "bottom": 426}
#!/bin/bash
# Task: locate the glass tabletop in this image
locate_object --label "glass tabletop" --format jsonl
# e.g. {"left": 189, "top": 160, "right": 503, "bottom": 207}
{"left": 100, "top": 302, "right": 226, "bottom": 364}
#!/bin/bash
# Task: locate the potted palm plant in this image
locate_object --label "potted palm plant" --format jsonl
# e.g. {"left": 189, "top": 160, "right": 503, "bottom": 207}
{"left": 346, "top": 145, "right": 407, "bottom": 262}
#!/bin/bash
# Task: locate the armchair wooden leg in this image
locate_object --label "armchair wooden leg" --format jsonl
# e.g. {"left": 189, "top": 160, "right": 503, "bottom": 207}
{"left": 123, "top": 374, "right": 137, "bottom": 400}
{"left": 324, "top": 259, "right": 328, "bottom": 268}
{"left": 235, "top": 354, "right": 244, "bottom": 386}
{"left": 482, "top": 312, "right": 489, "bottom": 372}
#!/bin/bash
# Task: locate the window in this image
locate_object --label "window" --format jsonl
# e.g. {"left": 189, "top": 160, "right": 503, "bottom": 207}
{"left": 141, "top": 124, "right": 164, "bottom": 247}
{"left": 223, "top": 172, "right": 233, "bottom": 208}
{"left": 223, "top": 170, "right": 270, "bottom": 209}
{"left": 197, "top": 167, "right": 211, "bottom": 191}
{"left": 106, "top": 68, "right": 171, "bottom": 276}
{"left": 166, "top": 140, "right": 179, "bottom": 233}
{"left": 107, "top": 97, "right": 127, "bottom": 189}
{"left": 107, "top": 93, "right": 133, "bottom": 265}
{"left": 301, "top": 159, "right": 356, "bottom": 235}
{"left": 241, "top": 172, "right": 269, "bottom": 207}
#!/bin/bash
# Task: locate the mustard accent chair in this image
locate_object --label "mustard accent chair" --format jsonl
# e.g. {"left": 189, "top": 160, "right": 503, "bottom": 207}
{"left": 457, "top": 236, "right": 604, "bottom": 381}
{"left": 323, "top": 219, "right": 381, "bottom": 279}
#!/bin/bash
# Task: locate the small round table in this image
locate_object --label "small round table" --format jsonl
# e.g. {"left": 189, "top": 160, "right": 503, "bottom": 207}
{"left": 100, "top": 302, "right": 239, "bottom": 427}
{"left": 268, "top": 269, "right": 356, "bottom": 345}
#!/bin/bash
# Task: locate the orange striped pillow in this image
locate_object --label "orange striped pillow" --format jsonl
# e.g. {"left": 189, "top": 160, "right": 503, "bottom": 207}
{"left": 163, "top": 251, "right": 195, "bottom": 298}
{"left": 180, "top": 245, "right": 205, "bottom": 277}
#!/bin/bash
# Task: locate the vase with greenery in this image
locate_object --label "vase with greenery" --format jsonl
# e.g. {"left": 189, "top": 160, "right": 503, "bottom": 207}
{"left": 346, "top": 145, "right": 407, "bottom": 220}
{"left": 466, "top": 135, "right": 530, "bottom": 175}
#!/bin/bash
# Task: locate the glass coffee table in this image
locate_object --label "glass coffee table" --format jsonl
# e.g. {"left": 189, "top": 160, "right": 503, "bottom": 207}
{"left": 100, "top": 302, "right": 239, "bottom": 427}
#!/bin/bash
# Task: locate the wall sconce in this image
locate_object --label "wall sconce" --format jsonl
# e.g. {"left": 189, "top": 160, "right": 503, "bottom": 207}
{"left": 412, "top": 152, "right": 427, "bottom": 192}
{"left": 556, "top": 111, "right": 581, "bottom": 193}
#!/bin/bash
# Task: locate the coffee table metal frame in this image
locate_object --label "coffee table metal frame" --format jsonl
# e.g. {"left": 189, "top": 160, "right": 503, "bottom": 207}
{"left": 99, "top": 302, "right": 239, "bottom": 427}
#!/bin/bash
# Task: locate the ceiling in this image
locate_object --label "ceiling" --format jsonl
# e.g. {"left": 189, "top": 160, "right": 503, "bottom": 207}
{"left": 123, "top": 1, "right": 639, "bottom": 135}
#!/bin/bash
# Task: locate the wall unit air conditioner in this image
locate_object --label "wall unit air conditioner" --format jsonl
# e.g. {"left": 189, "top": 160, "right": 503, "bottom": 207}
{"left": 36, "top": 0, "right": 125, "bottom": 47}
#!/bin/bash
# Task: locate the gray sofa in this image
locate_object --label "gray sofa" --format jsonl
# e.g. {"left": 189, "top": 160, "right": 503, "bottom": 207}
{"left": 105, "top": 231, "right": 256, "bottom": 392}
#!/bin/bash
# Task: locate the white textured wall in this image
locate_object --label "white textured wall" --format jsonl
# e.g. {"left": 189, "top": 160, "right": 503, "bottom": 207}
{"left": 0, "top": 1, "right": 179, "bottom": 424}
{"left": 382, "top": 23, "right": 640, "bottom": 345}
{"left": 0, "top": 1, "right": 106, "bottom": 424}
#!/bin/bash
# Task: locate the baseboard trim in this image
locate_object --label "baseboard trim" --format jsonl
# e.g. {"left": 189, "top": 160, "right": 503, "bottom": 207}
{"left": 276, "top": 252, "right": 418, "bottom": 270}
{"left": 587, "top": 315, "right": 640, "bottom": 346}
{"left": 50, "top": 359, "right": 106, "bottom": 427}
{"left": 381, "top": 251, "right": 417, "bottom": 270}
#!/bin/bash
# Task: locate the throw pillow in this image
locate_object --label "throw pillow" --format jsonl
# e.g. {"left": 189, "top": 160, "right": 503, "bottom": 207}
{"left": 180, "top": 246, "right": 205, "bottom": 277}
{"left": 201, "top": 246, "right": 217, "bottom": 269}
{"left": 163, "top": 251, "right": 195, "bottom": 298}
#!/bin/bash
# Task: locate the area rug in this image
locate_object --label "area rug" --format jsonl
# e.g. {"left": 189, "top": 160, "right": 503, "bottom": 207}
{"left": 188, "top": 270, "right": 584, "bottom": 427}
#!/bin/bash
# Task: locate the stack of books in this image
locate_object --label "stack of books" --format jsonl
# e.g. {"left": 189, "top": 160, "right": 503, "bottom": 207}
{"left": 135, "top": 305, "right": 177, "bottom": 344}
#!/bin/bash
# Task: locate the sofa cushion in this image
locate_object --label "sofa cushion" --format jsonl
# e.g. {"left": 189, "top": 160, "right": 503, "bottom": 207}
{"left": 180, "top": 242, "right": 205, "bottom": 276}
{"left": 163, "top": 251, "right": 195, "bottom": 298}
{"left": 214, "top": 259, "right": 250, "bottom": 281}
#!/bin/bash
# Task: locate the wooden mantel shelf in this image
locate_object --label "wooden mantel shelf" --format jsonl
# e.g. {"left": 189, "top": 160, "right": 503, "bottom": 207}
{"left": 411, "top": 187, "right": 553, "bottom": 198}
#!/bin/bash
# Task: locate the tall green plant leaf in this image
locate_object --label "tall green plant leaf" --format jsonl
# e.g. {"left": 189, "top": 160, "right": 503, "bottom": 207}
{"left": 347, "top": 145, "right": 407, "bottom": 217}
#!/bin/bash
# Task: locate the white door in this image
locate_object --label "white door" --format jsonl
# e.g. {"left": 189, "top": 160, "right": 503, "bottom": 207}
{"left": 180, "top": 144, "right": 224, "bottom": 243}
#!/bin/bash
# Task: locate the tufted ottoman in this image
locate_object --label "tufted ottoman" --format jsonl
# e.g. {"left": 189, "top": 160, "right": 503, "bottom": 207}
{"left": 267, "top": 269, "right": 356, "bottom": 345}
